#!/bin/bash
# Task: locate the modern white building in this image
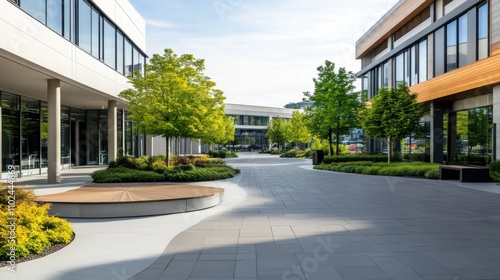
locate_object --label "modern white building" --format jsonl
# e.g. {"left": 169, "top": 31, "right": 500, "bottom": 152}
{"left": 0, "top": 0, "right": 147, "bottom": 182}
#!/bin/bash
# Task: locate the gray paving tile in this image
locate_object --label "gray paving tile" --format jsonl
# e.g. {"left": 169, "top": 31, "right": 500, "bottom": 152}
{"left": 189, "top": 261, "right": 235, "bottom": 278}
{"left": 235, "top": 261, "right": 257, "bottom": 278}
{"left": 134, "top": 155, "right": 500, "bottom": 279}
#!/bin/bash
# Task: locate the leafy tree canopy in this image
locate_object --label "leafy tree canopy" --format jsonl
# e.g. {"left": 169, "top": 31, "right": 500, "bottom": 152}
{"left": 361, "top": 83, "right": 424, "bottom": 162}
{"left": 303, "top": 60, "right": 361, "bottom": 155}
{"left": 119, "top": 48, "right": 230, "bottom": 164}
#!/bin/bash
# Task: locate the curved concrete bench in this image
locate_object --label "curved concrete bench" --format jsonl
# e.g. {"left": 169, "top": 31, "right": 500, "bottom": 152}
{"left": 36, "top": 183, "right": 224, "bottom": 218}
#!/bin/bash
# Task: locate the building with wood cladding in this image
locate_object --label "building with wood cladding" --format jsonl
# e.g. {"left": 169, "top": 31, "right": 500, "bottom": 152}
{"left": 356, "top": 0, "right": 497, "bottom": 164}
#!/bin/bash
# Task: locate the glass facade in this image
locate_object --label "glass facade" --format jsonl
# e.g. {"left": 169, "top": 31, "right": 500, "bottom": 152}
{"left": 15, "top": 0, "right": 146, "bottom": 76}
{"left": 359, "top": 1, "right": 492, "bottom": 162}
{"left": 0, "top": 91, "right": 144, "bottom": 176}
{"left": 448, "top": 107, "right": 493, "bottom": 165}
{"left": 478, "top": 3, "right": 489, "bottom": 60}
{"left": 231, "top": 129, "right": 268, "bottom": 150}
{"left": 446, "top": 20, "right": 458, "bottom": 72}
{"left": 229, "top": 115, "right": 269, "bottom": 126}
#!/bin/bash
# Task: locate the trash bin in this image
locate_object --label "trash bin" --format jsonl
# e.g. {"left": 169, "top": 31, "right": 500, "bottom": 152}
{"left": 312, "top": 150, "right": 324, "bottom": 165}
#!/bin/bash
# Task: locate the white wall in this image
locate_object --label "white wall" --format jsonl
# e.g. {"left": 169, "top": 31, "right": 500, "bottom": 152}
{"left": 0, "top": 1, "right": 135, "bottom": 99}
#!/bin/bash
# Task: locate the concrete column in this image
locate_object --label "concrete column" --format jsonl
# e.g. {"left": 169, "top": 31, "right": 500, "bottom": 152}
{"left": 47, "top": 79, "right": 61, "bottom": 183}
{"left": 145, "top": 135, "right": 153, "bottom": 156}
{"left": 447, "top": 112, "right": 457, "bottom": 163}
{"left": 108, "top": 100, "right": 117, "bottom": 163}
{"left": 493, "top": 86, "right": 500, "bottom": 160}
{"left": 430, "top": 102, "right": 444, "bottom": 163}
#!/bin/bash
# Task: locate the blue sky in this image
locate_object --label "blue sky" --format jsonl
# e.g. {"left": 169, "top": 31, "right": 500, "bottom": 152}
{"left": 129, "top": 0, "right": 396, "bottom": 107}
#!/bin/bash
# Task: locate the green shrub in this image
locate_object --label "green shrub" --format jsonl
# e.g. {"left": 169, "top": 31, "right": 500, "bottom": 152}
{"left": 151, "top": 160, "right": 169, "bottom": 173}
{"left": 323, "top": 155, "right": 389, "bottom": 164}
{"left": 91, "top": 167, "right": 164, "bottom": 183}
{"left": 362, "top": 166, "right": 382, "bottom": 175}
{"left": 134, "top": 156, "right": 151, "bottom": 171}
{"left": 490, "top": 172, "right": 500, "bottom": 182}
{"left": 92, "top": 164, "right": 239, "bottom": 183}
{"left": 207, "top": 150, "right": 238, "bottom": 158}
{"left": 489, "top": 161, "right": 500, "bottom": 173}
{"left": 0, "top": 185, "right": 36, "bottom": 205}
{"left": 0, "top": 188, "right": 73, "bottom": 261}
{"left": 425, "top": 169, "right": 440, "bottom": 179}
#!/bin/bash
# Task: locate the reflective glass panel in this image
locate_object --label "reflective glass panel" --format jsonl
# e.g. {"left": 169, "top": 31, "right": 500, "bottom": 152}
{"left": 46, "top": 0, "right": 63, "bottom": 34}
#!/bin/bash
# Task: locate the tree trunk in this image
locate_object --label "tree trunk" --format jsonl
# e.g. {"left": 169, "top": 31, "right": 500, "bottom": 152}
{"left": 336, "top": 119, "right": 340, "bottom": 155}
{"left": 387, "top": 137, "right": 391, "bottom": 163}
{"left": 328, "top": 129, "right": 334, "bottom": 156}
{"left": 166, "top": 138, "right": 170, "bottom": 167}
{"left": 408, "top": 134, "right": 412, "bottom": 159}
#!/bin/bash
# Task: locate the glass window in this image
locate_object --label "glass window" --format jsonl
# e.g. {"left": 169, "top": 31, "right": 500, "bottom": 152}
{"left": 124, "top": 39, "right": 133, "bottom": 76}
{"left": 410, "top": 45, "right": 417, "bottom": 86}
{"left": 377, "top": 66, "right": 382, "bottom": 92}
{"left": 395, "top": 53, "right": 404, "bottom": 86}
{"left": 137, "top": 52, "right": 145, "bottom": 76}
{"left": 116, "top": 32, "right": 124, "bottom": 74}
{"left": 63, "top": 0, "right": 70, "bottom": 40}
{"left": 383, "top": 62, "right": 388, "bottom": 88}
{"left": 404, "top": 50, "right": 410, "bottom": 84}
{"left": 21, "top": 0, "right": 46, "bottom": 24}
{"left": 103, "top": 19, "right": 116, "bottom": 68}
{"left": 478, "top": 4, "right": 489, "bottom": 60}
{"left": 1, "top": 92, "right": 20, "bottom": 109}
{"left": 446, "top": 20, "right": 457, "bottom": 72}
{"left": 133, "top": 47, "right": 141, "bottom": 75}
{"left": 78, "top": 0, "right": 91, "bottom": 53}
{"left": 418, "top": 40, "right": 427, "bottom": 83}
{"left": 91, "top": 8, "right": 100, "bottom": 58}
{"left": 458, "top": 14, "right": 468, "bottom": 67}
{"left": 47, "top": 0, "right": 63, "bottom": 35}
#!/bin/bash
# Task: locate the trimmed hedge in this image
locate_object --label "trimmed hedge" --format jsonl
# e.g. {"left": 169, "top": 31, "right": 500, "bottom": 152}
{"left": 323, "top": 155, "right": 391, "bottom": 164}
{"left": 280, "top": 149, "right": 313, "bottom": 159}
{"left": 0, "top": 186, "right": 73, "bottom": 261}
{"left": 92, "top": 161, "right": 240, "bottom": 183}
{"left": 207, "top": 150, "right": 238, "bottom": 158}
{"left": 315, "top": 161, "right": 440, "bottom": 179}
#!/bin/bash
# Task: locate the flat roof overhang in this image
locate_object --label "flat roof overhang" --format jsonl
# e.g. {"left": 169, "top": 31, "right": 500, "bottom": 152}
{"left": 0, "top": 51, "right": 130, "bottom": 110}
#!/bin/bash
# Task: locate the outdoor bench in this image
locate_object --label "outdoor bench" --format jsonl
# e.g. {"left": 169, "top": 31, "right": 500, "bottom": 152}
{"left": 439, "top": 165, "right": 490, "bottom": 182}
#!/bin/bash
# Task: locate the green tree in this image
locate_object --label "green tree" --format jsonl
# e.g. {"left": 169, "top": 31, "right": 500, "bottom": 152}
{"left": 120, "top": 48, "right": 227, "bottom": 166}
{"left": 362, "top": 83, "right": 424, "bottom": 163}
{"left": 266, "top": 116, "right": 288, "bottom": 152}
{"left": 286, "top": 110, "right": 311, "bottom": 151}
{"left": 304, "top": 61, "right": 361, "bottom": 155}
{"left": 467, "top": 108, "right": 489, "bottom": 155}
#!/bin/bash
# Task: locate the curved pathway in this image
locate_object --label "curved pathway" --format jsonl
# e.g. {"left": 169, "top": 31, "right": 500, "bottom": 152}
{"left": 133, "top": 153, "right": 500, "bottom": 280}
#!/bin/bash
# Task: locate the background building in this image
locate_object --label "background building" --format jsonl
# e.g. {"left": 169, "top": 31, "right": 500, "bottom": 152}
{"left": 149, "top": 104, "right": 296, "bottom": 154}
{"left": 0, "top": 0, "right": 147, "bottom": 182}
{"left": 356, "top": 0, "right": 495, "bottom": 164}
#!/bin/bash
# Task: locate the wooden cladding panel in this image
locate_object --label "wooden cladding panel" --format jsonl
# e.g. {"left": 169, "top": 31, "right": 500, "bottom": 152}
{"left": 411, "top": 54, "right": 500, "bottom": 103}
{"left": 356, "top": 0, "right": 432, "bottom": 59}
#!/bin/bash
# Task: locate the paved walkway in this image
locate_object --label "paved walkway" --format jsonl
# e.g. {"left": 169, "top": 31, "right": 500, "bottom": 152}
{"left": 2, "top": 154, "right": 500, "bottom": 280}
{"left": 133, "top": 154, "right": 500, "bottom": 280}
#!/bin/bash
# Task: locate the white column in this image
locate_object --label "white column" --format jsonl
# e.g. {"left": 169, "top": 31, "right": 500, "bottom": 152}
{"left": 493, "top": 86, "right": 500, "bottom": 161}
{"left": 145, "top": 135, "right": 153, "bottom": 156}
{"left": 108, "top": 100, "right": 117, "bottom": 163}
{"left": 47, "top": 79, "right": 61, "bottom": 184}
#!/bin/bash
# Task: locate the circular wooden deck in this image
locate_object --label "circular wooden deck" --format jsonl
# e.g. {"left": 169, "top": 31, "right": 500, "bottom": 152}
{"left": 36, "top": 184, "right": 224, "bottom": 218}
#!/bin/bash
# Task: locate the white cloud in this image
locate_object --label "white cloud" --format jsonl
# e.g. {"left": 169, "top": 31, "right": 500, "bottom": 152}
{"left": 134, "top": 0, "right": 394, "bottom": 107}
